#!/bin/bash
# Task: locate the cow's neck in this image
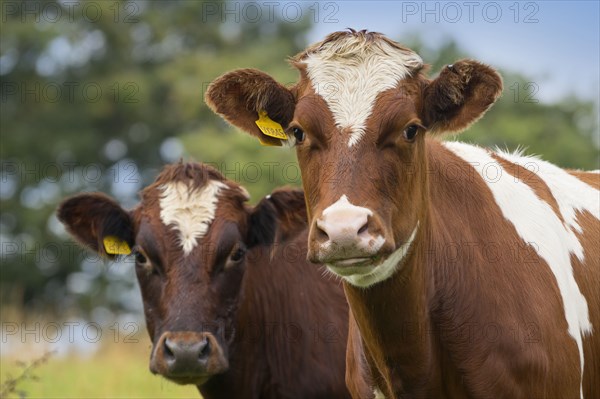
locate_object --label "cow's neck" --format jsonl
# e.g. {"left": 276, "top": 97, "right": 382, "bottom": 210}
{"left": 343, "top": 139, "right": 464, "bottom": 397}
{"left": 198, "top": 245, "right": 275, "bottom": 398}
{"left": 342, "top": 178, "right": 435, "bottom": 393}
{"left": 343, "top": 225, "right": 435, "bottom": 397}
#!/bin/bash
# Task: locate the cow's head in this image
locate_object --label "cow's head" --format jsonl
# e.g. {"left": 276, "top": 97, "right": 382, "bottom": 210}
{"left": 57, "top": 162, "right": 304, "bottom": 386}
{"left": 206, "top": 29, "right": 502, "bottom": 287}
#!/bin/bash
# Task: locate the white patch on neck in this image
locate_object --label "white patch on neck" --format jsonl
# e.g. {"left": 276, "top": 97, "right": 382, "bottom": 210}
{"left": 302, "top": 37, "right": 422, "bottom": 147}
{"left": 444, "top": 141, "right": 597, "bottom": 399}
{"left": 159, "top": 180, "right": 227, "bottom": 255}
{"left": 328, "top": 223, "right": 418, "bottom": 288}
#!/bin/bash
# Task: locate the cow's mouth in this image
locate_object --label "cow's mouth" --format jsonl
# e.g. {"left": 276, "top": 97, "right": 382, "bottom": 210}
{"left": 326, "top": 255, "right": 382, "bottom": 274}
{"left": 327, "top": 257, "right": 375, "bottom": 268}
{"left": 325, "top": 225, "right": 419, "bottom": 287}
{"left": 162, "top": 373, "right": 214, "bottom": 386}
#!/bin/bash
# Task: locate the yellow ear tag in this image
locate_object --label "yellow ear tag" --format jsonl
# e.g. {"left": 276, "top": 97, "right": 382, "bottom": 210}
{"left": 255, "top": 110, "right": 288, "bottom": 141}
{"left": 103, "top": 236, "right": 131, "bottom": 255}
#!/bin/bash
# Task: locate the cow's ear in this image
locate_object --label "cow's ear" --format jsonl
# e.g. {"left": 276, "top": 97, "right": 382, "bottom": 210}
{"left": 205, "top": 68, "right": 296, "bottom": 146}
{"left": 246, "top": 189, "right": 307, "bottom": 247}
{"left": 422, "top": 60, "right": 502, "bottom": 134}
{"left": 57, "top": 193, "right": 134, "bottom": 258}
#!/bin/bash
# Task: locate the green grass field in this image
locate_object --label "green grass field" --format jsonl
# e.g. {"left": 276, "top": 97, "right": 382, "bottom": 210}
{"left": 0, "top": 339, "right": 200, "bottom": 399}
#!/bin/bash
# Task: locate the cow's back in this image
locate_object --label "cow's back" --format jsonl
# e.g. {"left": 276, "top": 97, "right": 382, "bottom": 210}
{"left": 427, "top": 140, "right": 599, "bottom": 398}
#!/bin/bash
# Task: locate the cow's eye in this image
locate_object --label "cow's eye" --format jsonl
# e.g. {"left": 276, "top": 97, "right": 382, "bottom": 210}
{"left": 135, "top": 251, "right": 147, "bottom": 264}
{"left": 133, "top": 248, "right": 155, "bottom": 275}
{"left": 403, "top": 124, "right": 420, "bottom": 142}
{"left": 222, "top": 244, "right": 247, "bottom": 271}
{"left": 292, "top": 127, "right": 305, "bottom": 144}
{"left": 230, "top": 247, "right": 246, "bottom": 262}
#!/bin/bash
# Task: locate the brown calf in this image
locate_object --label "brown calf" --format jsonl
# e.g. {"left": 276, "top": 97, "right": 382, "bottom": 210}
{"left": 58, "top": 162, "right": 351, "bottom": 399}
{"left": 206, "top": 30, "right": 599, "bottom": 398}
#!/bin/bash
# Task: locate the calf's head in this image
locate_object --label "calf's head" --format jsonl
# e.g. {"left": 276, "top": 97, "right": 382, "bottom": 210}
{"left": 206, "top": 29, "right": 502, "bottom": 287}
{"left": 57, "top": 163, "right": 301, "bottom": 385}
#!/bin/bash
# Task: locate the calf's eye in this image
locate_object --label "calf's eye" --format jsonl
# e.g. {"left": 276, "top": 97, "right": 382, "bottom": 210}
{"left": 293, "top": 127, "right": 305, "bottom": 144}
{"left": 403, "top": 125, "right": 419, "bottom": 142}
{"left": 135, "top": 251, "right": 147, "bottom": 264}
{"left": 133, "top": 248, "right": 155, "bottom": 275}
{"left": 219, "top": 245, "right": 247, "bottom": 273}
{"left": 230, "top": 247, "right": 246, "bottom": 262}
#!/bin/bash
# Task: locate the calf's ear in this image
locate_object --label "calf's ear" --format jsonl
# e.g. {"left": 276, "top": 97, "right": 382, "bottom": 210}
{"left": 205, "top": 69, "right": 296, "bottom": 146}
{"left": 246, "top": 189, "right": 307, "bottom": 247}
{"left": 57, "top": 193, "right": 134, "bottom": 258}
{"left": 422, "top": 60, "right": 503, "bottom": 134}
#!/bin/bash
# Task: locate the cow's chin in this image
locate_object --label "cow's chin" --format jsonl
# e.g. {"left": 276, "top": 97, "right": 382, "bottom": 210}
{"left": 326, "top": 256, "right": 381, "bottom": 279}
{"left": 326, "top": 225, "right": 419, "bottom": 287}
{"left": 156, "top": 360, "right": 229, "bottom": 387}
{"left": 327, "top": 241, "right": 416, "bottom": 287}
{"left": 164, "top": 374, "right": 215, "bottom": 386}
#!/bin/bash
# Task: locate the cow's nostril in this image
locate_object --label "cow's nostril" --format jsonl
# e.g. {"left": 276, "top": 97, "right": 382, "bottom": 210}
{"left": 315, "top": 223, "right": 330, "bottom": 242}
{"left": 163, "top": 338, "right": 176, "bottom": 360}
{"left": 357, "top": 221, "right": 369, "bottom": 235}
{"left": 199, "top": 338, "right": 210, "bottom": 360}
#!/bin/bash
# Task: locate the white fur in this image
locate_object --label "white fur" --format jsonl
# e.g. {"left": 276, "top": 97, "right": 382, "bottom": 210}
{"left": 373, "top": 388, "right": 386, "bottom": 399}
{"left": 327, "top": 223, "right": 418, "bottom": 288}
{"left": 159, "top": 180, "right": 227, "bottom": 255}
{"left": 302, "top": 36, "right": 422, "bottom": 147}
{"left": 496, "top": 149, "right": 600, "bottom": 239}
{"left": 445, "top": 141, "right": 597, "bottom": 399}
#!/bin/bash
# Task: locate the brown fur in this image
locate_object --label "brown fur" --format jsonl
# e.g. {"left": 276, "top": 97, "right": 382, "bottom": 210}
{"left": 568, "top": 170, "right": 600, "bottom": 189}
{"left": 205, "top": 30, "right": 599, "bottom": 398}
{"left": 422, "top": 60, "right": 503, "bottom": 133}
{"left": 58, "top": 162, "right": 351, "bottom": 399}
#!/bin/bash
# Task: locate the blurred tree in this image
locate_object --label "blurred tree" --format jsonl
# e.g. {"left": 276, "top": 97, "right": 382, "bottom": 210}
{"left": 0, "top": 0, "right": 310, "bottom": 315}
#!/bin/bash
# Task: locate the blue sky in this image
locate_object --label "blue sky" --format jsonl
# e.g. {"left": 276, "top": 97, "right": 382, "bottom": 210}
{"left": 307, "top": 1, "right": 599, "bottom": 104}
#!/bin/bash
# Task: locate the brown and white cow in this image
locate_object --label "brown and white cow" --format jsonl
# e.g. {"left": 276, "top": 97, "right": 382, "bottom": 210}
{"left": 206, "top": 30, "right": 600, "bottom": 398}
{"left": 58, "top": 162, "right": 351, "bottom": 399}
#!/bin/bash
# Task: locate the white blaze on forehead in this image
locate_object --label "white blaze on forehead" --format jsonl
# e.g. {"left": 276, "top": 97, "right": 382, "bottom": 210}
{"left": 445, "top": 141, "right": 597, "bottom": 399}
{"left": 302, "top": 36, "right": 422, "bottom": 147}
{"left": 159, "top": 179, "right": 227, "bottom": 256}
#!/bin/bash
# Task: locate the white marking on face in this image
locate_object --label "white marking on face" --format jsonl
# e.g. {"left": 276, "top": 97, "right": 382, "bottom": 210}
{"left": 302, "top": 36, "right": 422, "bottom": 147}
{"left": 327, "top": 223, "right": 418, "bottom": 288}
{"left": 445, "top": 141, "right": 597, "bottom": 399}
{"left": 159, "top": 180, "right": 227, "bottom": 256}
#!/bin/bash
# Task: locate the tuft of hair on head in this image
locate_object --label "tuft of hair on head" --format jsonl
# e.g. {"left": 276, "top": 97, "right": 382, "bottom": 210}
{"left": 291, "top": 28, "right": 424, "bottom": 74}
{"left": 141, "top": 162, "right": 249, "bottom": 203}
